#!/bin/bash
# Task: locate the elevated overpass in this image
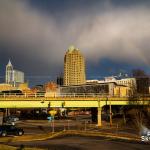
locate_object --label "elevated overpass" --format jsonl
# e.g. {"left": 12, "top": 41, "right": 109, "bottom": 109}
{"left": 0, "top": 93, "right": 150, "bottom": 126}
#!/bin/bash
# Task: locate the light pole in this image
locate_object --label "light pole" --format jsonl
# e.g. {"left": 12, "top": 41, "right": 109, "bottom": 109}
{"left": 52, "top": 117, "right": 55, "bottom": 133}
{"left": 47, "top": 102, "right": 55, "bottom": 133}
{"left": 67, "top": 120, "right": 70, "bottom": 130}
{"left": 61, "top": 101, "right": 66, "bottom": 131}
{"left": 84, "top": 120, "right": 87, "bottom": 131}
{"left": 50, "top": 111, "right": 56, "bottom": 133}
{"left": 109, "top": 96, "right": 112, "bottom": 127}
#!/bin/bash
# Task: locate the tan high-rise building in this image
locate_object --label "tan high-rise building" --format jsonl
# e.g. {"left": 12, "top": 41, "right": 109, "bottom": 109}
{"left": 64, "top": 46, "right": 86, "bottom": 86}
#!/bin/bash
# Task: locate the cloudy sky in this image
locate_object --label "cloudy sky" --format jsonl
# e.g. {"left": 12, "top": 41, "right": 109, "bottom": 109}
{"left": 0, "top": 0, "right": 150, "bottom": 86}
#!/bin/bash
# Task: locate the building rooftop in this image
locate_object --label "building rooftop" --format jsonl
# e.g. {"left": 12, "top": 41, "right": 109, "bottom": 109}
{"left": 7, "top": 59, "right": 13, "bottom": 67}
{"left": 68, "top": 45, "right": 80, "bottom": 53}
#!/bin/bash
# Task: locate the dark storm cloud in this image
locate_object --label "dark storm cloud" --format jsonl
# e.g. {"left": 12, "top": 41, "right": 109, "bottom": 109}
{"left": 0, "top": 0, "right": 150, "bottom": 77}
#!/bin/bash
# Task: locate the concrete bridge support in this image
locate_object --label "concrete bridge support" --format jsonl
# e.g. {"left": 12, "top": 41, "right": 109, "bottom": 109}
{"left": 4, "top": 108, "right": 10, "bottom": 117}
{"left": 97, "top": 107, "right": 102, "bottom": 127}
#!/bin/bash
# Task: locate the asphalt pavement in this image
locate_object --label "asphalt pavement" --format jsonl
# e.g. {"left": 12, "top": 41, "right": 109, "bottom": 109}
{"left": 8, "top": 135, "right": 150, "bottom": 150}
{"left": 1, "top": 117, "right": 148, "bottom": 150}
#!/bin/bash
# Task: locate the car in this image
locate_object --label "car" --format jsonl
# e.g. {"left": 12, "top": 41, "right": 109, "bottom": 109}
{"left": 3, "top": 115, "right": 19, "bottom": 123}
{"left": 0, "top": 125, "right": 24, "bottom": 136}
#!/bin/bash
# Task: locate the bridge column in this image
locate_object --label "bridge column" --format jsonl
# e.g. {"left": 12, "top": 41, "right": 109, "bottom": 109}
{"left": 4, "top": 108, "right": 10, "bottom": 117}
{"left": 97, "top": 107, "right": 102, "bottom": 127}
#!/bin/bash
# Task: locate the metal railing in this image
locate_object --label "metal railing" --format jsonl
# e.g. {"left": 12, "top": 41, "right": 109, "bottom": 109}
{"left": 0, "top": 93, "right": 150, "bottom": 98}
{"left": 0, "top": 93, "right": 108, "bottom": 98}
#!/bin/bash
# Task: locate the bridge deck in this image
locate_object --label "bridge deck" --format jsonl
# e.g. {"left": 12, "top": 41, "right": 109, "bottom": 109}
{"left": 0, "top": 96, "right": 150, "bottom": 108}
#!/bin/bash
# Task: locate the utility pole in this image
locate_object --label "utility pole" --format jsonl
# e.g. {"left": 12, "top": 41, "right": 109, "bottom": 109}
{"left": 67, "top": 120, "right": 69, "bottom": 130}
{"left": 52, "top": 117, "right": 55, "bottom": 133}
{"left": 84, "top": 121, "right": 87, "bottom": 131}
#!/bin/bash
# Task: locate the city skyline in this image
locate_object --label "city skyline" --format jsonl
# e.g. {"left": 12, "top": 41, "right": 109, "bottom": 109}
{"left": 0, "top": 0, "right": 150, "bottom": 85}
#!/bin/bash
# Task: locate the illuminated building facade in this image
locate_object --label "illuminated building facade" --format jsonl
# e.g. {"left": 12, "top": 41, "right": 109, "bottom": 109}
{"left": 5, "top": 60, "right": 24, "bottom": 87}
{"left": 64, "top": 46, "right": 86, "bottom": 86}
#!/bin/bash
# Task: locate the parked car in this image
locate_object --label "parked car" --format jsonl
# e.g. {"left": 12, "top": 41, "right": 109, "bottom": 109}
{"left": 0, "top": 125, "right": 24, "bottom": 136}
{"left": 3, "top": 115, "right": 19, "bottom": 123}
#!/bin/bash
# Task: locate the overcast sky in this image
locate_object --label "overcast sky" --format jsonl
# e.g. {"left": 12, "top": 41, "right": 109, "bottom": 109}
{"left": 0, "top": 0, "right": 150, "bottom": 86}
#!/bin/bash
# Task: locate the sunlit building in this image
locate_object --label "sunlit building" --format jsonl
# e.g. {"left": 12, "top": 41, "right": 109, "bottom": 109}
{"left": 116, "top": 78, "right": 136, "bottom": 89}
{"left": 113, "top": 85, "right": 132, "bottom": 97}
{"left": 13, "top": 70, "right": 24, "bottom": 85}
{"left": 94, "top": 77, "right": 136, "bottom": 90}
{"left": 64, "top": 46, "right": 86, "bottom": 86}
{"left": 18, "top": 83, "right": 30, "bottom": 91}
{"left": 5, "top": 60, "right": 24, "bottom": 87}
{"left": 5, "top": 60, "right": 13, "bottom": 84}
{"left": 87, "top": 77, "right": 137, "bottom": 96}
{"left": 0, "top": 83, "right": 15, "bottom": 91}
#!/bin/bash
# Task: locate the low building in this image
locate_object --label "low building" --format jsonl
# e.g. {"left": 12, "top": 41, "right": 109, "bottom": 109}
{"left": 60, "top": 82, "right": 115, "bottom": 96}
{"left": 18, "top": 83, "right": 30, "bottom": 91}
{"left": 113, "top": 85, "right": 132, "bottom": 97}
{"left": 87, "top": 77, "right": 137, "bottom": 96}
{"left": 86, "top": 80, "right": 99, "bottom": 84}
{"left": 116, "top": 78, "right": 136, "bottom": 89}
{"left": 0, "top": 83, "right": 16, "bottom": 92}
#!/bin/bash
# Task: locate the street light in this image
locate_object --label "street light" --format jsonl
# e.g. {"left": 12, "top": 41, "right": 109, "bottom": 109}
{"left": 46, "top": 102, "right": 55, "bottom": 133}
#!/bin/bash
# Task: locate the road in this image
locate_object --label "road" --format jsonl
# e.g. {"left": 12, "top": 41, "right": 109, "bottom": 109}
{"left": 15, "top": 118, "right": 138, "bottom": 137}
{"left": 14, "top": 114, "right": 94, "bottom": 134}
{"left": 8, "top": 135, "right": 150, "bottom": 150}
{"left": 1, "top": 118, "right": 150, "bottom": 150}
{"left": 15, "top": 119, "right": 84, "bottom": 134}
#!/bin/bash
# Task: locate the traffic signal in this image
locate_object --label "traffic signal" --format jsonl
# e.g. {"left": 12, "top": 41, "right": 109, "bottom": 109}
{"left": 62, "top": 101, "right": 65, "bottom": 108}
{"left": 48, "top": 102, "right": 51, "bottom": 108}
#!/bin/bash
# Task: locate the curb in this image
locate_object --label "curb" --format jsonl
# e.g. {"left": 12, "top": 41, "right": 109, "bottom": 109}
{"left": 6, "top": 130, "right": 141, "bottom": 143}
{"left": 61, "top": 130, "right": 140, "bottom": 142}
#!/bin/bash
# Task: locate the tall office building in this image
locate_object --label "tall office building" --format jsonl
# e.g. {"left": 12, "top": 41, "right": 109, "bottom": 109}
{"left": 5, "top": 60, "right": 14, "bottom": 84}
{"left": 5, "top": 60, "right": 24, "bottom": 87}
{"left": 64, "top": 46, "right": 86, "bottom": 86}
{"left": 13, "top": 70, "right": 24, "bottom": 84}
